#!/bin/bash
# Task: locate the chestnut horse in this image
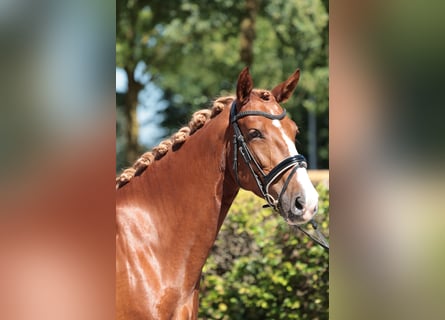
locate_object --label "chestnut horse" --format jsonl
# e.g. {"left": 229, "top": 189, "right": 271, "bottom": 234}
{"left": 116, "top": 68, "right": 319, "bottom": 319}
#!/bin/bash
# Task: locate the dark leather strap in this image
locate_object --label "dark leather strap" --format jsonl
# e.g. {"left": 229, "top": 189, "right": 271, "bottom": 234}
{"left": 264, "top": 155, "right": 307, "bottom": 187}
{"left": 230, "top": 100, "right": 286, "bottom": 122}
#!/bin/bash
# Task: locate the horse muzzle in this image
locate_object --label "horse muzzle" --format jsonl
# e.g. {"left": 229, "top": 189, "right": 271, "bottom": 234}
{"left": 286, "top": 198, "right": 318, "bottom": 225}
{"left": 279, "top": 168, "right": 319, "bottom": 225}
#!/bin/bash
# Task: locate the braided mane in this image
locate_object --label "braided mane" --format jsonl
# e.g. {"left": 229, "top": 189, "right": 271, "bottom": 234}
{"left": 116, "top": 96, "right": 235, "bottom": 189}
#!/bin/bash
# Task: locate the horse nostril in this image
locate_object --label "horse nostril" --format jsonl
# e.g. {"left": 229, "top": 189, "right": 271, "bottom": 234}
{"left": 294, "top": 197, "right": 304, "bottom": 211}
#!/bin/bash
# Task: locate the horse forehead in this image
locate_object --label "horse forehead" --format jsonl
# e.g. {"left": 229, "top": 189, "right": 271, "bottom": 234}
{"left": 248, "top": 95, "right": 282, "bottom": 113}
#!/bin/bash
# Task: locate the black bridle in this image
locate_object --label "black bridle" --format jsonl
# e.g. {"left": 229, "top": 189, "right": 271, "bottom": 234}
{"left": 230, "top": 100, "right": 307, "bottom": 211}
{"left": 230, "top": 100, "right": 329, "bottom": 250}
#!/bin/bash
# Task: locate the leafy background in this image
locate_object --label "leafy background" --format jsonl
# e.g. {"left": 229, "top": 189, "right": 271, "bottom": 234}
{"left": 116, "top": 0, "right": 328, "bottom": 171}
{"left": 199, "top": 184, "right": 329, "bottom": 319}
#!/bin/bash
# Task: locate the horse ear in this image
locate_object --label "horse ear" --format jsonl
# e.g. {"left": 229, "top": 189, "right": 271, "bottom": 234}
{"left": 271, "top": 69, "right": 300, "bottom": 103}
{"left": 236, "top": 67, "right": 253, "bottom": 108}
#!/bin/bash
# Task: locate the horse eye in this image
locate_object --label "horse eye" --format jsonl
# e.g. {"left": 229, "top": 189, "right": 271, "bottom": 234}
{"left": 248, "top": 129, "right": 263, "bottom": 140}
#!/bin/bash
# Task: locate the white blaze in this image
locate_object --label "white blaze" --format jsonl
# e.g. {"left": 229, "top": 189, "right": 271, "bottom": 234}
{"left": 272, "top": 120, "right": 298, "bottom": 156}
{"left": 272, "top": 119, "right": 319, "bottom": 214}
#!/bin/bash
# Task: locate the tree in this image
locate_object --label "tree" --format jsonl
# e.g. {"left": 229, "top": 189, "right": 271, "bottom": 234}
{"left": 116, "top": 0, "right": 329, "bottom": 169}
{"left": 116, "top": 0, "right": 186, "bottom": 165}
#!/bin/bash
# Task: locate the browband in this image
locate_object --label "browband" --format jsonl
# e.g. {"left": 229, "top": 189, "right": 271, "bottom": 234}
{"left": 230, "top": 100, "right": 287, "bottom": 123}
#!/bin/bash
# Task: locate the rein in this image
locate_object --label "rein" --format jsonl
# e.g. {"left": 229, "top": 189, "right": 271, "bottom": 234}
{"left": 230, "top": 101, "right": 329, "bottom": 250}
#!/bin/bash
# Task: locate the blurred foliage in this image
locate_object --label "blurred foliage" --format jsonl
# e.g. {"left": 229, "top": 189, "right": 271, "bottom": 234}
{"left": 199, "top": 183, "right": 329, "bottom": 319}
{"left": 116, "top": 0, "right": 329, "bottom": 169}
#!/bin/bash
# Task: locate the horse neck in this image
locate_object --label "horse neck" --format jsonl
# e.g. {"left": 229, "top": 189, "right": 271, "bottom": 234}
{"left": 116, "top": 106, "right": 239, "bottom": 288}
{"left": 136, "top": 106, "right": 238, "bottom": 224}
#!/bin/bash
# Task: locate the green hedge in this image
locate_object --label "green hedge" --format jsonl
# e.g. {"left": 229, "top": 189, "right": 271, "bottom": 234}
{"left": 199, "top": 184, "right": 329, "bottom": 320}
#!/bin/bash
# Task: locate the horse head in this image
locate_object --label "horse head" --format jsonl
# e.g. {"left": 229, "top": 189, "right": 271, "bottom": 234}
{"left": 230, "top": 67, "right": 319, "bottom": 225}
